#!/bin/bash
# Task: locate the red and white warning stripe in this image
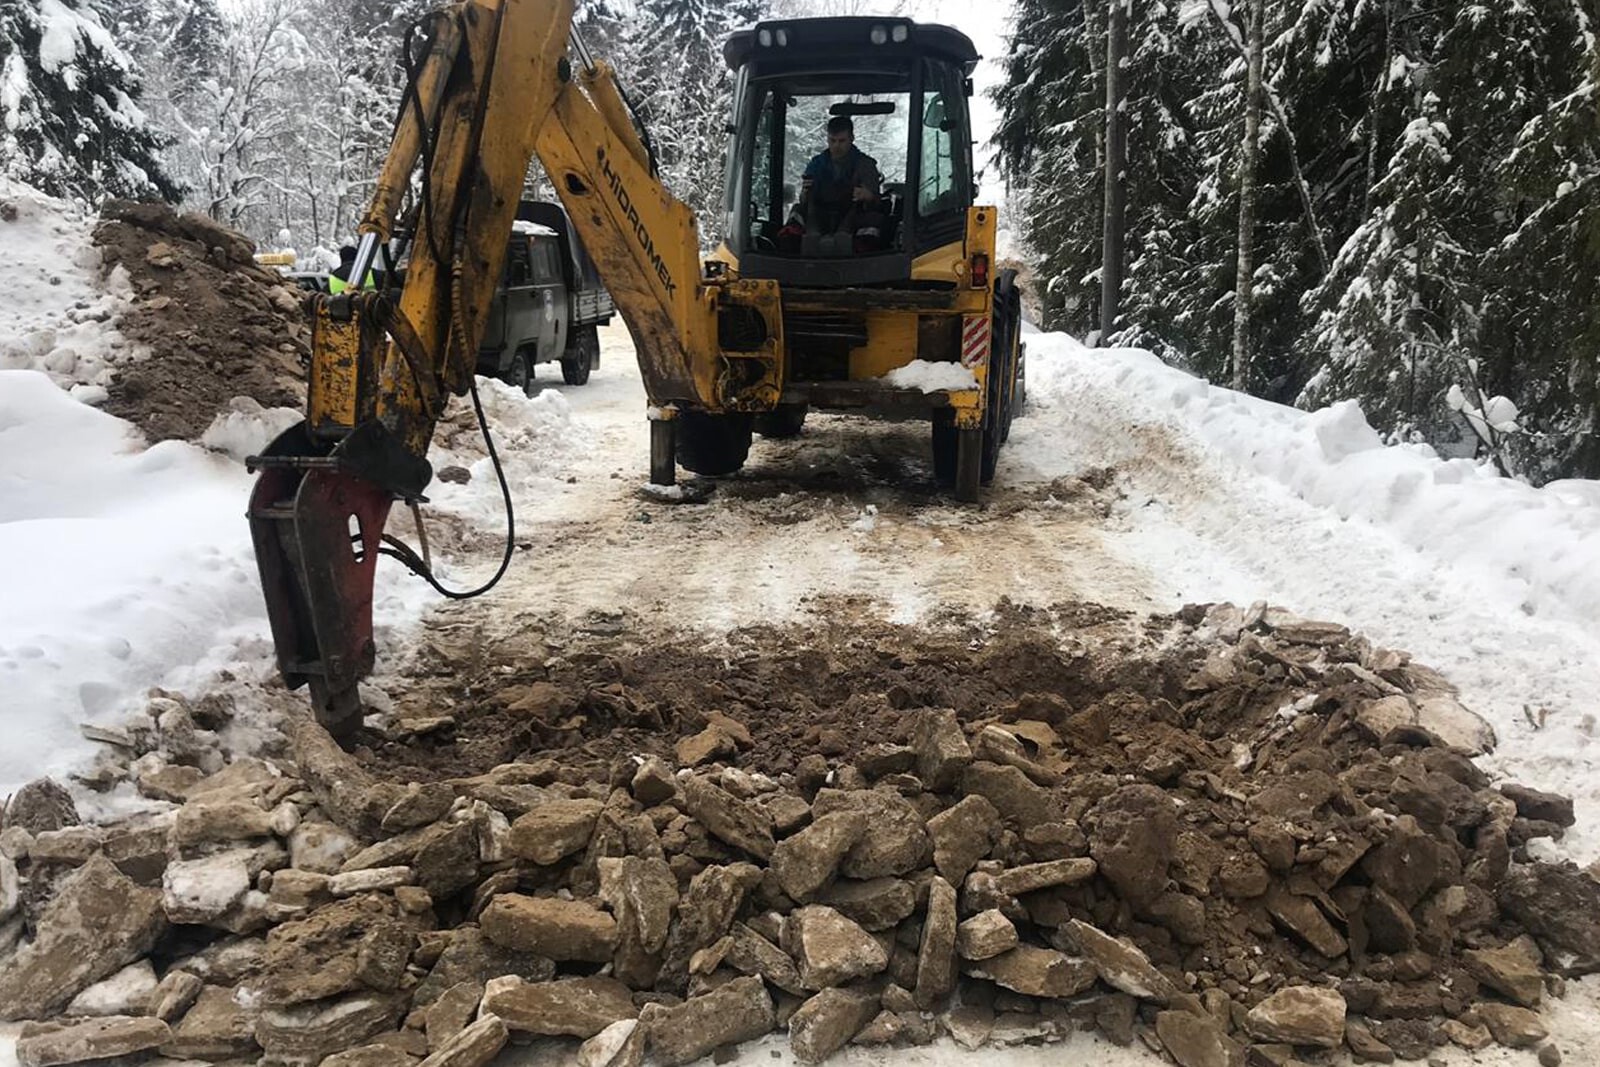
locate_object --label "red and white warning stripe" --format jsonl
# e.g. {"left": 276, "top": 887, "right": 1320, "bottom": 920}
{"left": 961, "top": 314, "right": 991, "bottom": 369}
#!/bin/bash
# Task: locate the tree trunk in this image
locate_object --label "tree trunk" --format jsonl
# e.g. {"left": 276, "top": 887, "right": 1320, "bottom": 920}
{"left": 1231, "top": 0, "right": 1263, "bottom": 391}
{"left": 1099, "top": 0, "right": 1128, "bottom": 346}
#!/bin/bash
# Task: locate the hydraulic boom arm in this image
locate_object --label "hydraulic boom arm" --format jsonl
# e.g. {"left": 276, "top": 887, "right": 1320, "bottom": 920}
{"left": 247, "top": 0, "right": 719, "bottom": 734}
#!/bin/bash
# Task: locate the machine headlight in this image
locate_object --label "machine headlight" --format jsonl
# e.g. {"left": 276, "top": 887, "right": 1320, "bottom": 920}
{"left": 775, "top": 28, "right": 789, "bottom": 46}
{"left": 870, "top": 25, "right": 888, "bottom": 44}
{"left": 891, "top": 24, "right": 909, "bottom": 42}
{"left": 758, "top": 28, "right": 773, "bottom": 46}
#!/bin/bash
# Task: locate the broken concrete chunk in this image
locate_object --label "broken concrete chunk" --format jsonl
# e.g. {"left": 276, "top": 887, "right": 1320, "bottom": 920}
{"left": 254, "top": 991, "right": 407, "bottom": 1066}
{"left": 959, "top": 762, "right": 1060, "bottom": 828}
{"left": 30, "top": 826, "right": 103, "bottom": 865}
{"left": 811, "top": 788, "right": 929, "bottom": 878}
{"left": 1474, "top": 1002, "right": 1549, "bottom": 1049}
{"left": 956, "top": 909, "right": 1018, "bottom": 961}
{"left": 508, "top": 799, "right": 604, "bottom": 865}
{"left": 412, "top": 926, "right": 555, "bottom": 1007}
{"left": 479, "top": 893, "right": 618, "bottom": 962}
{"left": 913, "top": 708, "right": 972, "bottom": 791}
{"left": 0, "top": 853, "right": 166, "bottom": 1020}
{"left": 782, "top": 905, "right": 889, "bottom": 990}
{"left": 64, "top": 960, "right": 158, "bottom": 1017}
{"left": 993, "top": 857, "right": 1097, "bottom": 895}
{"left": 17, "top": 1016, "right": 171, "bottom": 1067}
{"left": 819, "top": 876, "right": 916, "bottom": 931}
{"left": 424, "top": 980, "right": 484, "bottom": 1051}
{"left": 160, "top": 984, "right": 259, "bottom": 1059}
{"left": 163, "top": 851, "right": 252, "bottom": 924}
{"left": 288, "top": 820, "right": 359, "bottom": 874}
{"left": 914, "top": 875, "right": 957, "bottom": 1009}
{"left": 1155, "top": 1009, "right": 1242, "bottom": 1067}
{"left": 769, "top": 810, "right": 867, "bottom": 901}
{"left": 1088, "top": 784, "right": 1178, "bottom": 909}
{"left": 631, "top": 758, "right": 677, "bottom": 805}
{"left": 416, "top": 1013, "right": 507, "bottom": 1067}
{"left": 380, "top": 782, "right": 455, "bottom": 834}
{"left": 413, "top": 818, "right": 479, "bottom": 900}
{"left": 598, "top": 854, "right": 679, "bottom": 955}
{"left": 644, "top": 974, "right": 774, "bottom": 1066}
{"left": 1265, "top": 886, "right": 1349, "bottom": 959}
{"left": 251, "top": 894, "right": 415, "bottom": 1007}
{"left": 3, "top": 777, "right": 80, "bottom": 834}
{"left": 726, "top": 922, "right": 805, "bottom": 995}
{"left": 482, "top": 975, "right": 638, "bottom": 1038}
{"left": 1244, "top": 985, "right": 1346, "bottom": 1048}
{"left": 578, "top": 1019, "right": 642, "bottom": 1067}
{"left": 925, "top": 794, "right": 1001, "bottom": 884}
{"left": 965, "top": 946, "right": 1095, "bottom": 999}
{"left": 1065, "top": 919, "right": 1178, "bottom": 1002}
{"left": 1497, "top": 862, "right": 1600, "bottom": 965}
{"left": 328, "top": 866, "right": 414, "bottom": 896}
{"left": 173, "top": 795, "right": 274, "bottom": 847}
{"left": 789, "top": 987, "right": 880, "bottom": 1064}
{"left": 681, "top": 776, "right": 775, "bottom": 861}
{"left": 1464, "top": 938, "right": 1544, "bottom": 1007}
{"left": 151, "top": 970, "right": 205, "bottom": 1023}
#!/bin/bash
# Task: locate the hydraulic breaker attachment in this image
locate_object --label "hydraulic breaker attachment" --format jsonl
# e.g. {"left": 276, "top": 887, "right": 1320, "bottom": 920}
{"left": 247, "top": 420, "right": 429, "bottom": 736}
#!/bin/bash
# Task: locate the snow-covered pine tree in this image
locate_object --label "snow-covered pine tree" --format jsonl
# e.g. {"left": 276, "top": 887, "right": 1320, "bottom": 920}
{"left": 1476, "top": 0, "right": 1600, "bottom": 478}
{"left": 0, "top": 0, "right": 177, "bottom": 200}
{"left": 614, "top": 0, "right": 766, "bottom": 244}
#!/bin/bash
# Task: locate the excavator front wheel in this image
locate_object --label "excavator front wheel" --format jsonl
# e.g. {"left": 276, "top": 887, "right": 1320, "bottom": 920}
{"left": 954, "top": 427, "right": 983, "bottom": 502}
{"left": 677, "top": 412, "right": 753, "bottom": 476}
{"left": 650, "top": 419, "right": 676, "bottom": 486}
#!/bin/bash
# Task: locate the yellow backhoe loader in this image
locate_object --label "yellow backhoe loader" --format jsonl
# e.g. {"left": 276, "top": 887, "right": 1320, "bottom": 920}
{"left": 246, "top": 0, "right": 1025, "bottom": 734}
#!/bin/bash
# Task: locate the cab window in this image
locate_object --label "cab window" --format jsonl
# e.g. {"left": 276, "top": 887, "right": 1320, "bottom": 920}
{"left": 531, "top": 240, "right": 563, "bottom": 285}
{"left": 506, "top": 238, "right": 533, "bottom": 286}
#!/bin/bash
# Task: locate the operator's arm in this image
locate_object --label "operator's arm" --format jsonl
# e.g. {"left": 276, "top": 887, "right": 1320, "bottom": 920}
{"left": 851, "top": 154, "right": 882, "bottom": 204}
{"left": 787, "top": 153, "right": 826, "bottom": 227}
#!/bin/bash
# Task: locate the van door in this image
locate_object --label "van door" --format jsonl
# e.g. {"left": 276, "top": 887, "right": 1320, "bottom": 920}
{"left": 529, "top": 236, "right": 566, "bottom": 363}
{"left": 501, "top": 235, "right": 541, "bottom": 366}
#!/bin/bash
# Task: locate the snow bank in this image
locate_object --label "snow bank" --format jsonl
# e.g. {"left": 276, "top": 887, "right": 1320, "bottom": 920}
{"left": 0, "top": 178, "right": 133, "bottom": 390}
{"left": 1029, "top": 334, "right": 1600, "bottom": 627}
{"left": 879, "top": 360, "right": 978, "bottom": 393}
{"left": 0, "top": 370, "right": 269, "bottom": 787}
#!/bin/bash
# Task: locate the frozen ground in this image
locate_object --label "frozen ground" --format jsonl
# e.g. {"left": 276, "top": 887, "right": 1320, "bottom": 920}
{"left": 4, "top": 182, "right": 1600, "bottom": 1063}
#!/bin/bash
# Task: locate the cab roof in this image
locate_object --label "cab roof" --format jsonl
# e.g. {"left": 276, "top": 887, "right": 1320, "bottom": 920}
{"left": 723, "top": 18, "right": 980, "bottom": 75}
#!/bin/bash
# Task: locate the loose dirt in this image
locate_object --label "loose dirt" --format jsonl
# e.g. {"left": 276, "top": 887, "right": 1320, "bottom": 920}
{"left": 92, "top": 200, "right": 308, "bottom": 443}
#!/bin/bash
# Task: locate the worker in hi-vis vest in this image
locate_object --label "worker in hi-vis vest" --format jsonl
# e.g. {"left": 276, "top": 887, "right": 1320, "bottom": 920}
{"left": 328, "top": 245, "right": 375, "bottom": 293}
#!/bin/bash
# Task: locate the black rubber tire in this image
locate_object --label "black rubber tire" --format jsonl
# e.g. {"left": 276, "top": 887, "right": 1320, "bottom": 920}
{"left": 508, "top": 349, "right": 536, "bottom": 397}
{"left": 560, "top": 327, "right": 597, "bottom": 386}
{"left": 753, "top": 403, "right": 807, "bottom": 439}
{"left": 677, "top": 411, "right": 753, "bottom": 476}
{"left": 931, "top": 411, "right": 957, "bottom": 484}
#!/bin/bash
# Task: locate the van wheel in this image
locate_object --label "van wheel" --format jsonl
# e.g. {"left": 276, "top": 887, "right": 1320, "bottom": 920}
{"left": 677, "top": 412, "right": 753, "bottom": 476}
{"left": 561, "top": 328, "right": 597, "bottom": 386}
{"left": 509, "top": 349, "right": 536, "bottom": 397}
{"left": 754, "top": 403, "right": 807, "bottom": 439}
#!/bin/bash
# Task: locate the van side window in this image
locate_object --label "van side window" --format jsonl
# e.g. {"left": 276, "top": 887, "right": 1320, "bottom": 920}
{"left": 531, "top": 240, "right": 563, "bottom": 285}
{"left": 506, "top": 238, "right": 532, "bottom": 286}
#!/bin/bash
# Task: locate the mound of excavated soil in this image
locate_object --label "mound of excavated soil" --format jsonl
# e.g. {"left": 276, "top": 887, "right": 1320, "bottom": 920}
{"left": 0, "top": 602, "right": 1593, "bottom": 1067}
{"left": 92, "top": 200, "right": 308, "bottom": 443}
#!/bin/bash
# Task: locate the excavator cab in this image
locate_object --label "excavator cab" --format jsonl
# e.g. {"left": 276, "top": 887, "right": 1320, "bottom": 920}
{"left": 719, "top": 18, "right": 980, "bottom": 288}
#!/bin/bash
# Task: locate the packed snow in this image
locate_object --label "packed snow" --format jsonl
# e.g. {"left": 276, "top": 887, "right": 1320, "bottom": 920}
{"left": 879, "top": 359, "right": 978, "bottom": 393}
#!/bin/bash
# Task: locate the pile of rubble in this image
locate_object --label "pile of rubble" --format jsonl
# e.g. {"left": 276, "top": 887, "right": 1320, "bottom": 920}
{"left": 2, "top": 603, "right": 1597, "bottom": 1067}
{"left": 91, "top": 200, "right": 308, "bottom": 444}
